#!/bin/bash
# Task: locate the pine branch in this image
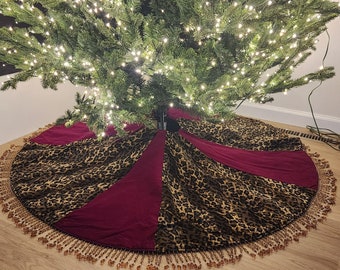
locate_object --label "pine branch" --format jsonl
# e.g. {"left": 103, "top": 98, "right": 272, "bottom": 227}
{"left": 0, "top": 0, "right": 339, "bottom": 135}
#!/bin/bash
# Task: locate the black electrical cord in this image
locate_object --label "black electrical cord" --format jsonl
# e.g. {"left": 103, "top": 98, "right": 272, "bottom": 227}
{"left": 307, "top": 29, "right": 340, "bottom": 151}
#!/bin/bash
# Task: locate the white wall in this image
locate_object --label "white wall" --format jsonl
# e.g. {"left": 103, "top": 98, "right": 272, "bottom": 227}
{"left": 1, "top": 16, "right": 340, "bottom": 144}
{"left": 0, "top": 77, "right": 86, "bottom": 144}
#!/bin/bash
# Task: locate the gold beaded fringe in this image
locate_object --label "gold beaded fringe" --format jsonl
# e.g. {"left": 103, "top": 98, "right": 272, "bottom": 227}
{"left": 0, "top": 142, "right": 336, "bottom": 270}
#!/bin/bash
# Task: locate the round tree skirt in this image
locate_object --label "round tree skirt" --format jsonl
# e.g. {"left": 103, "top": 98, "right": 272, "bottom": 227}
{"left": 0, "top": 109, "right": 336, "bottom": 269}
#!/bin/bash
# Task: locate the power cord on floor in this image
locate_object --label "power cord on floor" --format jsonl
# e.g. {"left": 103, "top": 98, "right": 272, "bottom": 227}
{"left": 306, "top": 125, "right": 340, "bottom": 151}
{"left": 306, "top": 29, "right": 340, "bottom": 151}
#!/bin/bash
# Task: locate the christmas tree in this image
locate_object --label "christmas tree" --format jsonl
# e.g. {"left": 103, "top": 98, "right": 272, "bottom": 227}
{"left": 1, "top": 0, "right": 339, "bottom": 136}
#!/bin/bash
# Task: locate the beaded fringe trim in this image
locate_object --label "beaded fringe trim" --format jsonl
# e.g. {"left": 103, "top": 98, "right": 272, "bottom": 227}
{"left": 0, "top": 142, "right": 336, "bottom": 270}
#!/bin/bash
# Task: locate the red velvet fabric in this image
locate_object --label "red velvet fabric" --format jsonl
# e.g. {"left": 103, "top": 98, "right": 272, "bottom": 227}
{"left": 179, "top": 130, "right": 318, "bottom": 190}
{"left": 53, "top": 131, "right": 165, "bottom": 250}
{"left": 31, "top": 122, "right": 143, "bottom": 145}
{"left": 31, "top": 122, "right": 95, "bottom": 145}
{"left": 31, "top": 107, "right": 188, "bottom": 145}
{"left": 167, "top": 107, "right": 200, "bottom": 120}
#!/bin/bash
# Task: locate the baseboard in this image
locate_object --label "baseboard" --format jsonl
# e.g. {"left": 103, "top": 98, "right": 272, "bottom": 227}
{"left": 235, "top": 102, "right": 340, "bottom": 133}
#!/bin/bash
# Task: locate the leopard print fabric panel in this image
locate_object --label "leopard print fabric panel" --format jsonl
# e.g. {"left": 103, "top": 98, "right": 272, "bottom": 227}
{"left": 10, "top": 128, "right": 156, "bottom": 224}
{"left": 155, "top": 131, "right": 316, "bottom": 253}
{"left": 178, "top": 116, "right": 303, "bottom": 151}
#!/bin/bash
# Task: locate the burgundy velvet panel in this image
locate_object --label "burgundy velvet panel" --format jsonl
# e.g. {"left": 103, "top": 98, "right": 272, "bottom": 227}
{"left": 179, "top": 130, "right": 318, "bottom": 190}
{"left": 53, "top": 131, "right": 166, "bottom": 250}
{"left": 31, "top": 122, "right": 96, "bottom": 145}
{"left": 31, "top": 122, "right": 143, "bottom": 145}
{"left": 167, "top": 108, "right": 200, "bottom": 120}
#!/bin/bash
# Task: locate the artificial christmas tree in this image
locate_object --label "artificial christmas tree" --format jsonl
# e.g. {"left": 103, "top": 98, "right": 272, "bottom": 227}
{"left": 1, "top": 0, "right": 339, "bottom": 135}
{"left": 0, "top": 1, "right": 339, "bottom": 269}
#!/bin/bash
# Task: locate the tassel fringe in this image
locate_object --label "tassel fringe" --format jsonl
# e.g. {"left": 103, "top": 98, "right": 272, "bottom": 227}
{"left": 0, "top": 141, "right": 336, "bottom": 269}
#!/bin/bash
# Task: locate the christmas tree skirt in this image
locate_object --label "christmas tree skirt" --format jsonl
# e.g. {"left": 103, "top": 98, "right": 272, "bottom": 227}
{"left": 0, "top": 112, "right": 336, "bottom": 269}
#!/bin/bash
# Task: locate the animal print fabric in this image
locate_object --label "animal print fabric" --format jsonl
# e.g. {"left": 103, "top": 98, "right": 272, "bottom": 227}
{"left": 9, "top": 116, "right": 317, "bottom": 253}
{"left": 178, "top": 117, "right": 303, "bottom": 151}
{"left": 10, "top": 128, "right": 155, "bottom": 224}
{"left": 155, "top": 131, "right": 315, "bottom": 252}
